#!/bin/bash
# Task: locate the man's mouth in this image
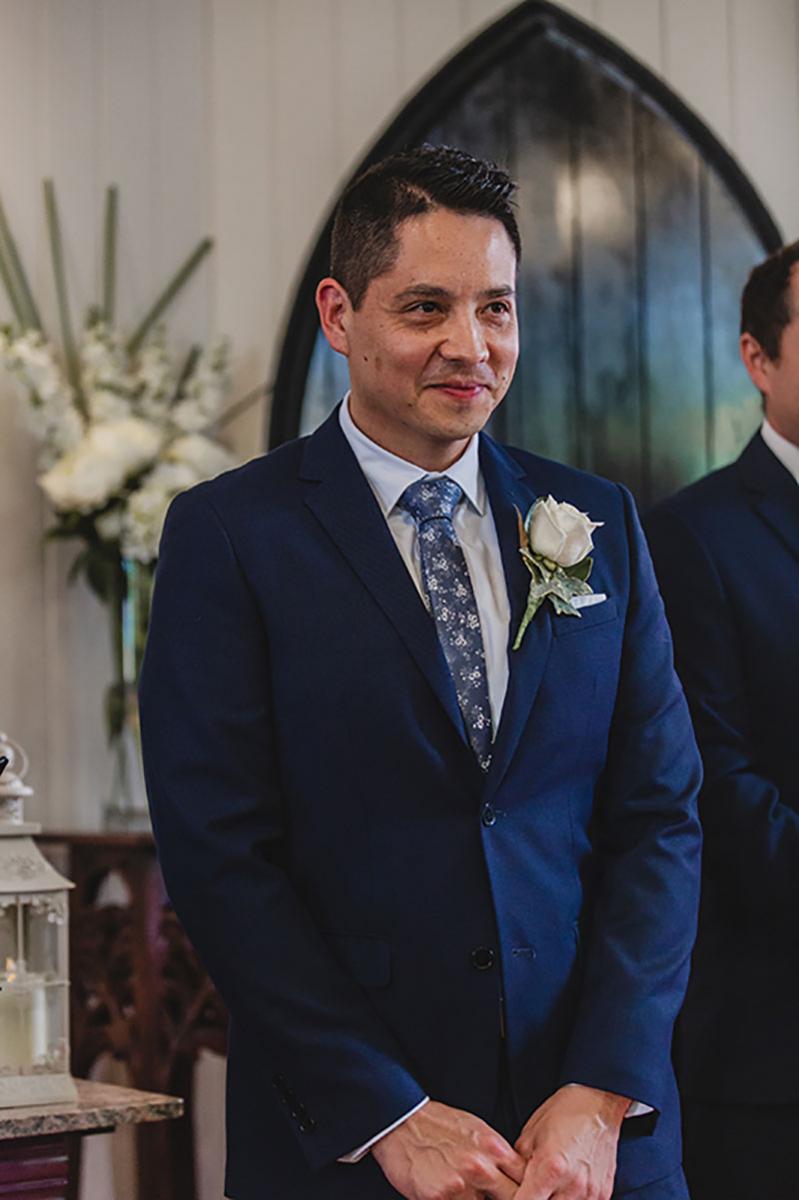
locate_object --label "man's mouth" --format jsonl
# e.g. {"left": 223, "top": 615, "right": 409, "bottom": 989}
{"left": 431, "top": 382, "right": 488, "bottom": 398}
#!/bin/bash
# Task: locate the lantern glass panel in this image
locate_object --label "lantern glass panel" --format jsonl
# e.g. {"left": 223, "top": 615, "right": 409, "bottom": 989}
{"left": 0, "top": 900, "right": 18, "bottom": 968}
{"left": 21, "top": 895, "right": 66, "bottom": 979}
{"left": 0, "top": 973, "right": 70, "bottom": 1076}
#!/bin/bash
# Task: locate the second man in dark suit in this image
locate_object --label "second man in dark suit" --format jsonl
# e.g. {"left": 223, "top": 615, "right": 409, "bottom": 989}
{"left": 646, "top": 241, "right": 799, "bottom": 1200}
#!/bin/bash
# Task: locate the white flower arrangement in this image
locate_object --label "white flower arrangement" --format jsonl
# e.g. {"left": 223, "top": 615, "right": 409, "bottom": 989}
{"left": 0, "top": 181, "right": 257, "bottom": 577}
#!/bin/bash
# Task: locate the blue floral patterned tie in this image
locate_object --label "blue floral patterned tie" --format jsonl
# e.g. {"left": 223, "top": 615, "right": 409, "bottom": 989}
{"left": 398, "top": 476, "right": 492, "bottom": 770}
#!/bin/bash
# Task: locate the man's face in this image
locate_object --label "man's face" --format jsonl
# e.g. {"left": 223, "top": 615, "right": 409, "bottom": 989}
{"left": 316, "top": 207, "right": 519, "bottom": 468}
{"left": 741, "top": 264, "right": 799, "bottom": 446}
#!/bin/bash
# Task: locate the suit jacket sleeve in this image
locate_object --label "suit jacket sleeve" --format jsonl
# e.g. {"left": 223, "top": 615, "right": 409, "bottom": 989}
{"left": 138, "top": 486, "right": 425, "bottom": 1172}
{"left": 558, "top": 484, "right": 703, "bottom": 1114}
{"left": 645, "top": 501, "right": 799, "bottom": 920}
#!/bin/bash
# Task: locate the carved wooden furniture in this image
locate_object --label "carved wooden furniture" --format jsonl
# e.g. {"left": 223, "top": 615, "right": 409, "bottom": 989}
{"left": 0, "top": 1079, "right": 182, "bottom": 1200}
{"left": 38, "top": 833, "right": 228, "bottom": 1200}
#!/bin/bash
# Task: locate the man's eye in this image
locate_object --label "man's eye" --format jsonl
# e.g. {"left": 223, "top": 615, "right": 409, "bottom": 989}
{"left": 409, "top": 302, "right": 440, "bottom": 314}
{"left": 487, "top": 302, "right": 511, "bottom": 315}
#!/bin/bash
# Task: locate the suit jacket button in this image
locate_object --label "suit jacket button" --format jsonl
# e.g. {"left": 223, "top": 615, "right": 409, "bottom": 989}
{"left": 481, "top": 803, "right": 497, "bottom": 827}
{"left": 471, "top": 946, "right": 495, "bottom": 971}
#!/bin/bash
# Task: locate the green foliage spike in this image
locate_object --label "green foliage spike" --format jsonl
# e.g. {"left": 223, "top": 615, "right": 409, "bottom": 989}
{"left": 43, "top": 179, "right": 86, "bottom": 416}
{"left": 102, "top": 185, "right": 118, "bottom": 323}
{"left": 0, "top": 194, "right": 41, "bottom": 329}
{"left": 127, "top": 237, "right": 213, "bottom": 356}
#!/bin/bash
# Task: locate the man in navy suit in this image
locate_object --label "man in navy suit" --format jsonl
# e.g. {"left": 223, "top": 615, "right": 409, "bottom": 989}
{"left": 139, "top": 145, "right": 701, "bottom": 1200}
{"left": 645, "top": 241, "right": 799, "bottom": 1200}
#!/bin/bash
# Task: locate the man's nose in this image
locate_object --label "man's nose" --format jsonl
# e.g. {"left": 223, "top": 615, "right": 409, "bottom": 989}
{"left": 439, "top": 313, "right": 489, "bottom": 363}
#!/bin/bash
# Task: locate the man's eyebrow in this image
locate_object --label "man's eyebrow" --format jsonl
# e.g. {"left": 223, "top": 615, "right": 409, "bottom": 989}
{"left": 392, "top": 284, "right": 516, "bottom": 301}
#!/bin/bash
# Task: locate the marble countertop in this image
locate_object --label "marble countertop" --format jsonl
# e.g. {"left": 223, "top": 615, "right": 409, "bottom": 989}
{"left": 0, "top": 1079, "right": 184, "bottom": 1140}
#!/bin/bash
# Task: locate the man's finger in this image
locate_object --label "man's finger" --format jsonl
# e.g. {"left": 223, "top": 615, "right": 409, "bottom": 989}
{"left": 491, "top": 1137, "right": 528, "bottom": 1185}
{"left": 482, "top": 1175, "right": 523, "bottom": 1200}
{"left": 515, "top": 1155, "right": 561, "bottom": 1200}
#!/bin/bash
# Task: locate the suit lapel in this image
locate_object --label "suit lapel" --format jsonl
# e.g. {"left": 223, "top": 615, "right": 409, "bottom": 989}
{"left": 300, "top": 406, "right": 470, "bottom": 752}
{"left": 739, "top": 432, "right": 799, "bottom": 566}
{"left": 479, "top": 434, "right": 553, "bottom": 795}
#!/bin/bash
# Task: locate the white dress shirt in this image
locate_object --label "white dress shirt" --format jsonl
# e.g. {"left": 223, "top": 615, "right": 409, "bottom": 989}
{"left": 761, "top": 415, "right": 799, "bottom": 484}
{"left": 338, "top": 390, "right": 510, "bottom": 732}
{"left": 334, "top": 392, "right": 646, "bottom": 1162}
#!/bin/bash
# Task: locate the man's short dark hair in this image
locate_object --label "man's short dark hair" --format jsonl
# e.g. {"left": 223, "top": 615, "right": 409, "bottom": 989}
{"left": 740, "top": 240, "right": 799, "bottom": 360}
{"left": 330, "top": 144, "right": 521, "bottom": 309}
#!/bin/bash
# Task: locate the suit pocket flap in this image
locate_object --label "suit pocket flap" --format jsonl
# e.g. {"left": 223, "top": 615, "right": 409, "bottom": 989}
{"left": 325, "top": 933, "right": 392, "bottom": 989}
{"left": 552, "top": 595, "right": 619, "bottom": 637}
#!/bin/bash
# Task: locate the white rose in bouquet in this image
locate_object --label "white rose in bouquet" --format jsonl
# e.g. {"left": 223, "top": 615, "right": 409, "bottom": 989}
{"left": 121, "top": 433, "right": 236, "bottom": 561}
{"left": 37, "top": 416, "right": 163, "bottom": 513}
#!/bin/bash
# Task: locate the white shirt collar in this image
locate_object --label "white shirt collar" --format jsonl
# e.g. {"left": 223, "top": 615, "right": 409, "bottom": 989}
{"left": 760, "top": 416, "right": 799, "bottom": 485}
{"left": 338, "top": 390, "right": 486, "bottom": 517}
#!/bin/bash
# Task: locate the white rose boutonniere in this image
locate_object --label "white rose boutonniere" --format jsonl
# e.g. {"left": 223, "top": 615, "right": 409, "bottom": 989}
{"left": 512, "top": 495, "right": 604, "bottom": 649}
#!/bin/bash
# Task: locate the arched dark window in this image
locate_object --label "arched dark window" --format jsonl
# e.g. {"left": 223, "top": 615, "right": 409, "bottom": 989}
{"left": 270, "top": 0, "right": 780, "bottom": 506}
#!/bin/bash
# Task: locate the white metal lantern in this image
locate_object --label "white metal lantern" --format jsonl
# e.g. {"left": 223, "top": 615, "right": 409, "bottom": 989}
{"left": 0, "top": 732, "right": 78, "bottom": 1106}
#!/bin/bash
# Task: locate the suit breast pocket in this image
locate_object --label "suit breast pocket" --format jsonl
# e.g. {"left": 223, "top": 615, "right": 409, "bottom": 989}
{"left": 551, "top": 596, "right": 619, "bottom": 637}
{"left": 324, "top": 933, "right": 392, "bottom": 989}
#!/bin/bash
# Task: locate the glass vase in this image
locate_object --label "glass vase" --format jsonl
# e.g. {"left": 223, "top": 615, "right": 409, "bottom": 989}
{"left": 103, "top": 556, "right": 155, "bottom": 831}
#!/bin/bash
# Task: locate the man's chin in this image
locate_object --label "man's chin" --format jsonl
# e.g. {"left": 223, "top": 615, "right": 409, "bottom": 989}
{"left": 425, "top": 390, "right": 496, "bottom": 435}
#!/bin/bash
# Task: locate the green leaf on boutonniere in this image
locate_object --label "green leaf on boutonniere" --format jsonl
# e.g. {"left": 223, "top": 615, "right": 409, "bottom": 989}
{"left": 563, "top": 556, "right": 593, "bottom": 583}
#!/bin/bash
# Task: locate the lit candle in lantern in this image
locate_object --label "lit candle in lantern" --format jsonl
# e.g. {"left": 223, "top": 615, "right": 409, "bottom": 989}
{"left": 0, "top": 956, "right": 49, "bottom": 1071}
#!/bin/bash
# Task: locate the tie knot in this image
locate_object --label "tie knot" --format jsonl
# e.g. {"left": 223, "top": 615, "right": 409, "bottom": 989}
{"left": 398, "top": 476, "right": 463, "bottom": 525}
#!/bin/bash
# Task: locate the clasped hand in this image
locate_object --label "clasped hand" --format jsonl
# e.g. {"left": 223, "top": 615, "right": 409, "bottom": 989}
{"left": 370, "top": 1084, "right": 628, "bottom": 1200}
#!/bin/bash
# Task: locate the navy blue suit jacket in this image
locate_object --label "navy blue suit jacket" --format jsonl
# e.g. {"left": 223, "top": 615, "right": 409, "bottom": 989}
{"left": 138, "top": 404, "right": 701, "bottom": 1199}
{"left": 646, "top": 431, "right": 799, "bottom": 1106}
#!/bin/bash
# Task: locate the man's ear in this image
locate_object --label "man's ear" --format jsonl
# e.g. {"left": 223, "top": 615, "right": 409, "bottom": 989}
{"left": 739, "top": 332, "right": 773, "bottom": 396}
{"left": 315, "top": 277, "right": 352, "bottom": 357}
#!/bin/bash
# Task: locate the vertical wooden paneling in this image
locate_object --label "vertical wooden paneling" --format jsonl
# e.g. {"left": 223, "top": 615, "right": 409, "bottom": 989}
{"left": 96, "top": 0, "right": 157, "bottom": 328}
{"left": 460, "top": 0, "right": 517, "bottom": 37}
{"left": 396, "top": 0, "right": 463, "bottom": 98}
{"left": 729, "top": 0, "right": 799, "bottom": 238}
{"left": 0, "top": 1, "right": 49, "bottom": 815}
{"left": 40, "top": 0, "right": 109, "bottom": 833}
{"left": 271, "top": 0, "right": 337, "bottom": 301}
{"left": 151, "top": 0, "right": 212, "bottom": 348}
{"left": 638, "top": 105, "right": 706, "bottom": 501}
{"left": 595, "top": 0, "right": 663, "bottom": 71}
{"left": 704, "top": 168, "right": 763, "bottom": 468}
{"left": 661, "top": 0, "right": 733, "bottom": 148}
{"left": 209, "top": 0, "right": 274, "bottom": 456}
{"left": 334, "top": 0, "right": 401, "bottom": 176}
{"left": 574, "top": 67, "right": 643, "bottom": 491}
{"left": 506, "top": 34, "right": 579, "bottom": 461}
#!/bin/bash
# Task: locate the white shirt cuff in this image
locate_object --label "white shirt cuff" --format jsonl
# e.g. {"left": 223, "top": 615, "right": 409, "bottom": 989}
{"left": 625, "top": 1100, "right": 653, "bottom": 1117}
{"left": 336, "top": 1096, "right": 430, "bottom": 1163}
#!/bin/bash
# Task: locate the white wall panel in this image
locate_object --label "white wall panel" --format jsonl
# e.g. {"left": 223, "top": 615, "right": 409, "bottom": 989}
{"left": 209, "top": 0, "right": 273, "bottom": 456}
{"left": 662, "top": 0, "right": 733, "bottom": 147}
{"left": 395, "top": 0, "right": 463, "bottom": 98}
{"left": 595, "top": 0, "right": 664, "bottom": 70}
{"left": 730, "top": 0, "right": 799, "bottom": 238}
{"left": 334, "top": 0, "right": 402, "bottom": 173}
{"left": 0, "top": 1, "right": 49, "bottom": 816}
